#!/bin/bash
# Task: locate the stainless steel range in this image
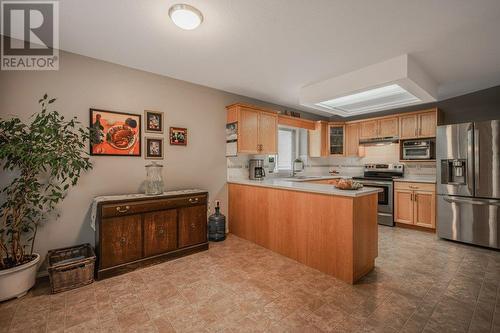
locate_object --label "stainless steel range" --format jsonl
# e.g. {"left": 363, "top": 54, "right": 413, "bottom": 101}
{"left": 353, "top": 164, "right": 404, "bottom": 226}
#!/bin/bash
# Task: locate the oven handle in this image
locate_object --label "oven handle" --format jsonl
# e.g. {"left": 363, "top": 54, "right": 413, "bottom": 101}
{"left": 358, "top": 181, "right": 392, "bottom": 186}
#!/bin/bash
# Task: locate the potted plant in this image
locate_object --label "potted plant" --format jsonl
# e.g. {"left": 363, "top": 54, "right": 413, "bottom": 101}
{"left": 0, "top": 95, "right": 92, "bottom": 301}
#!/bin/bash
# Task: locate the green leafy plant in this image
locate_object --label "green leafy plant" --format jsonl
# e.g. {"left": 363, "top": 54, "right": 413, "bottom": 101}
{"left": 0, "top": 95, "right": 93, "bottom": 269}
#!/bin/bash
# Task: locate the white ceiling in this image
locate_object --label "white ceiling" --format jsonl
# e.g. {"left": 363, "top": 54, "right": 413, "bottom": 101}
{"left": 57, "top": 0, "right": 500, "bottom": 116}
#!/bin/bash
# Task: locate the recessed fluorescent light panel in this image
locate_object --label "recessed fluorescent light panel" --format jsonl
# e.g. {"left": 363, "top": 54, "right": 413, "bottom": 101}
{"left": 316, "top": 84, "right": 421, "bottom": 114}
{"left": 300, "top": 55, "right": 437, "bottom": 117}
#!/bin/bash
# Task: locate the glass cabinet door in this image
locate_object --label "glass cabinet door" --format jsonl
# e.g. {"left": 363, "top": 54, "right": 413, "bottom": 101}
{"left": 329, "top": 125, "right": 345, "bottom": 155}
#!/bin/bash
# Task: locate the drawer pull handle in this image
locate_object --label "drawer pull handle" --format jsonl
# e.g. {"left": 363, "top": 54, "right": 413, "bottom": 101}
{"left": 158, "top": 228, "right": 165, "bottom": 235}
{"left": 188, "top": 198, "right": 199, "bottom": 204}
{"left": 119, "top": 237, "right": 126, "bottom": 245}
{"left": 190, "top": 223, "right": 196, "bottom": 229}
{"left": 116, "top": 206, "right": 130, "bottom": 213}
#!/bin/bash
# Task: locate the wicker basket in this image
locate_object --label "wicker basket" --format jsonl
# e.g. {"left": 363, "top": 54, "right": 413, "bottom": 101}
{"left": 47, "top": 243, "right": 96, "bottom": 294}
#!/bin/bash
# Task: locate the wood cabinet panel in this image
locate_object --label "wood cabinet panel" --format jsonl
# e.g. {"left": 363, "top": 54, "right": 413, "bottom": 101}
{"left": 345, "top": 123, "right": 361, "bottom": 156}
{"left": 238, "top": 108, "right": 259, "bottom": 153}
{"left": 101, "top": 214, "right": 142, "bottom": 268}
{"left": 378, "top": 117, "right": 399, "bottom": 137}
{"left": 258, "top": 112, "right": 277, "bottom": 154}
{"left": 399, "top": 115, "right": 419, "bottom": 139}
{"left": 143, "top": 210, "right": 177, "bottom": 257}
{"left": 419, "top": 112, "right": 437, "bottom": 138}
{"left": 394, "top": 190, "right": 414, "bottom": 225}
{"left": 309, "top": 121, "right": 329, "bottom": 157}
{"left": 179, "top": 205, "right": 207, "bottom": 248}
{"left": 360, "top": 120, "right": 378, "bottom": 139}
{"left": 414, "top": 191, "right": 436, "bottom": 228}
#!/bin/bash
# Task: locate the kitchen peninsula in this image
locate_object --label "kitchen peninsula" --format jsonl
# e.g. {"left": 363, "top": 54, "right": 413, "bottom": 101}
{"left": 227, "top": 178, "right": 381, "bottom": 284}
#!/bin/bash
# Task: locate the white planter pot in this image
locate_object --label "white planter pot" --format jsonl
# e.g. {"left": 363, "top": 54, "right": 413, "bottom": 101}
{"left": 0, "top": 253, "right": 40, "bottom": 302}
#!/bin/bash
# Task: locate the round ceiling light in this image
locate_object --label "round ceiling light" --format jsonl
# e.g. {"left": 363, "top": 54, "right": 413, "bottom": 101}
{"left": 168, "top": 4, "right": 203, "bottom": 30}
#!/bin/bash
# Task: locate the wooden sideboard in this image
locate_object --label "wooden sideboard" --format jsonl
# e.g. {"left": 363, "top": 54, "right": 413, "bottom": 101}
{"left": 94, "top": 191, "right": 208, "bottom": 279}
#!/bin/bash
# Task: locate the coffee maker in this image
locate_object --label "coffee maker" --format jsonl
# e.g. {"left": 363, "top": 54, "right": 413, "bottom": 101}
{"left": 249, "top": 159, "right": 266, "bottom": 180}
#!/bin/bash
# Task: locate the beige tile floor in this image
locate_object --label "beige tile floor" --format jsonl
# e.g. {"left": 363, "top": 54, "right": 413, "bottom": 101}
{"left": 1, "top": 226, "right": 500, "bottom": 333}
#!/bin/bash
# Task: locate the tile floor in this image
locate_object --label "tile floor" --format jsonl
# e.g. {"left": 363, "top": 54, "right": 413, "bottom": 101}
{"left": 1, "top": 227, "right": 500, "bottom": 333}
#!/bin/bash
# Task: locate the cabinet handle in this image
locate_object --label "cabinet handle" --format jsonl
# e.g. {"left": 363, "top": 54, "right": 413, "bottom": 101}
{"left": 190, "top": 222, "right": 196, "bottom": 229}
{"left": 119, "top": 237, "right": 126, "bottom": 245}
{"left": 116, "top": 205, "right": 130, "bottom": 213}
{"left": 158, "top": 228, "right": 164, "bottom": 235}
{"left": 410, "top": 193, "right": 413, "bottom": 201}
{"left": 409, "top": 185, "right": 418, "bottom": 189}
{"left": 188, "top": 197, "right": 199, "bottom": 204}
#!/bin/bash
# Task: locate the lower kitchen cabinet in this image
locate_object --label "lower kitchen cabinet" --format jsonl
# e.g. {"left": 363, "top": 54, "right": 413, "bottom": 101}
{"left": 394, "top": 182, "right": 436, "bottom": 229}
{"left": 95, "top": 191, "right": 209, "bottom": 279}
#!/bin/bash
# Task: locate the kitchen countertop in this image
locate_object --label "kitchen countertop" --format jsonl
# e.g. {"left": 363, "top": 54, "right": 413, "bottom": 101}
{"left": 227, "top": 177, "right": 382, "bottom": 197}
{"left": 394, "top": 176, "right": 436, "bottom": 184}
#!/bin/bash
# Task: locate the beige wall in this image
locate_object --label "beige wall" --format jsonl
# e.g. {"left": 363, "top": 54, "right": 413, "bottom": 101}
{"left": 0, "top": 50, "right": 314, "bottom": 269}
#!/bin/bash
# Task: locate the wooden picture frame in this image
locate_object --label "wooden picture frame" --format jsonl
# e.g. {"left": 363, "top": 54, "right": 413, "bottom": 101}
{"left": 169, "top": 127, "right": 187, "bottom": 146}
{"left": 89, "top": 108, "right": 141, "bottom": 156}
{"left": 144, "top": 110, "right": 164, "bottom": 134}
{"left": 145, "top": 137, "right": 164, "bottom": 159}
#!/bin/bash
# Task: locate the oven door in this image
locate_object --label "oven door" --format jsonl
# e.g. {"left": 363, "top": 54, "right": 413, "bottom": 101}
{"left": 403, "top": 146, "right": 431, "bottom": 160}
{"left": 357, "top": 181, "right": 394, "bottom": 226}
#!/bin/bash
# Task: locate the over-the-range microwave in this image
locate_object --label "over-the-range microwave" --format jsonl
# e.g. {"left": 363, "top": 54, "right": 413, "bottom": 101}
{"left": 402, "top": 139, "right": 435, "bottom": 160}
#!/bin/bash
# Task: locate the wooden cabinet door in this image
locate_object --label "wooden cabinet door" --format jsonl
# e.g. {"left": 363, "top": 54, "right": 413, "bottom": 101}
{"left": 258, "top": 112, "right": 278, "bottom": 154}
{"left": 359, "top": 120, "right": 378, "bottom": 139}
{"left": 394, "top": 190, "right": 414, "bottom": 225}
{"left": 178, "top": 205, "right": 207, "bottom": 248}
{"left": 238, "top": 108, "right": 259, "bottom": 153}
{"left": 378, "top": 117, "right": 399, "bottom": 137}
{"left": 143, "top": 210, "right": 177, "bottom": 257}
{"left": 101, "top": 214, "right": 142, "bottom": 268}
{"left": 399, "top": 115, "right": 418, "bottom": 139}
{"left": 345, "top": 123, "right": 360, "bottom": 157}
{"left": 414, "top": 191, "right": 436, "bottom": 228}
{"left": 418, "top": 112, "right": 437, "bottom": 138}
{"left": 309, "top": 121, "right": 329, "bottom": 157}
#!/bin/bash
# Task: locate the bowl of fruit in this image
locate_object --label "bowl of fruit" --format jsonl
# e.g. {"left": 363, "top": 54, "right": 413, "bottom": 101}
{"left": 335, "top": 179, "right": 363, "bottom": 190}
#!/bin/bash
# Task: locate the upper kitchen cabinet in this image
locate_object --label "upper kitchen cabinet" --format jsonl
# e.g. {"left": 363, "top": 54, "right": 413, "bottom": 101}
{"left": 226, "top": 103, "right": 278, "bottom": 154}
{"left": 329, "top": 123, "right": 345, "bottom": 156}
{"left": 345, "top": 123, "right": 364, "bottom": 157}
{"left": 309, "top": 121, "right": 329, "bottom": 157}
{"left": 399, "top": 109, "right": 437, "bottom": 139}
{"left": 359, "top": 117, "right": 399, "bottom": 139}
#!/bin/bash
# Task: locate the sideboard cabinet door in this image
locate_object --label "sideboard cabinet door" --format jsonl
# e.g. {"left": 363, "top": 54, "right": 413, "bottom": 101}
{"left": 101, "top": 214, "right": 142, "bottom": 268}
{"left": 178, "top": 205, "right": 207, "bottom": 248}
{"left": 144, "top": 209, "right": 178, "bottom": 257}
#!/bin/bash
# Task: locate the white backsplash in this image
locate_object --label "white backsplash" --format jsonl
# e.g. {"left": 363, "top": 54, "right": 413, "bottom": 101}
{"left": 227, "top": 143, "right": 436, "bottom": 180}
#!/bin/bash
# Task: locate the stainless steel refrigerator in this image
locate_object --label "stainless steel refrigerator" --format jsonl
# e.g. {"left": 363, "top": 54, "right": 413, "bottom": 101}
{"left": 436, "top": 120, "right": 500, "bottom": 249}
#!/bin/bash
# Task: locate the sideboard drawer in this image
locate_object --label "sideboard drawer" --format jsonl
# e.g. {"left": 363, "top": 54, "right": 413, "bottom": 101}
{"left": 101, "top": 195, "right": 207, "bottom": 218}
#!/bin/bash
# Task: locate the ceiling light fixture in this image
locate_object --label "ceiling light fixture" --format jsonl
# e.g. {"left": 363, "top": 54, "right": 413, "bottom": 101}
{"left": 168, "top": 4, "right": 203, "bottom": 30}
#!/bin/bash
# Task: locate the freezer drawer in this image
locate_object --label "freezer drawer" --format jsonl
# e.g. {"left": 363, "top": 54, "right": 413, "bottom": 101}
{"left": 437, "top": 195, "right": 500, "bottom": 249}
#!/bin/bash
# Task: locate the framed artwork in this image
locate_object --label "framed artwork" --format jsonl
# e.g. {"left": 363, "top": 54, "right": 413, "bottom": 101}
{"left": 145, "top": 137, "right": 164, "bottom": 159}
{"left": 170, "top": 127, "right": 187, "bottom": 146}
{"left": 144, "top": 110, "right": 164, "bottom": 134}
{"left": 89, "top": 108, "right": 141, "bottom": 156}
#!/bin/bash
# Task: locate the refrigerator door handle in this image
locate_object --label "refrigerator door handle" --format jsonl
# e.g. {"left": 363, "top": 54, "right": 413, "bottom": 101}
{"left": 466, "top": 124, "right": 474, "bottom": 195}
{"left": 474, "top": 127, "right": 480, "bottom": 193}
{"left": 443, "top": 196, "right": 500, "bottom": 206}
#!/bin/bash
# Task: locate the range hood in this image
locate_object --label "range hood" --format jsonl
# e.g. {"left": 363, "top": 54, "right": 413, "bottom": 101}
{"left": 300, "top": 54, "right": 437, "bottom": 117}
{"left": 359, "top": 136, "right": 399, "bottom": 145}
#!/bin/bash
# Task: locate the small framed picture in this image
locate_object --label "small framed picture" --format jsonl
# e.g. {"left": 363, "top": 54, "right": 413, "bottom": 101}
{"left": 144, "top": 110, "right": 164, "bottom": 134}
{"left": 145, "top": 137, "right": 164, "bottom": 159}
{"left": 170, "top": 127, "right": 187, "bottom": 146}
